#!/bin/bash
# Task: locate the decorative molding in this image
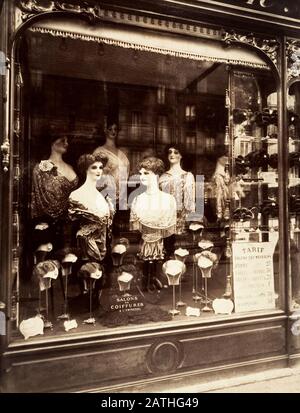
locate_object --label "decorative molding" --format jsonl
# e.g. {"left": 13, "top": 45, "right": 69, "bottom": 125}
{"left": 222, "top": 30, "right": 279, "bottom": 70}
{"left": 146, "top": 340, "right": 183, "bottom": 374}
{"left": 18, "top": 0, "right": 102, "bottom": 23}
{"left": 100, "top": 8, "right": 221, "bottom": 41}
{"left": 286, "top": 39, "right": 300, "bottom": 82}
{"left": 1, "top": 138, "right": 10, "bottom": 173}
{"left": 18, "top": 1, "right": 221, "bottom": 41}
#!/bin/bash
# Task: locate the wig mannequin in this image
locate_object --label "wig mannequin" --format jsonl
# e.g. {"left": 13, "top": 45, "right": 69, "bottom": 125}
{"left": 93, "top": 122, "right": 129, "bottom": 203}
{"left": 69, "top": 154, "right": 114, "bottom": 262}
{"left": 31, "top": 132, "right": 78, "bottom": 253}
{"left": 159, "top": 144, "right": 195, "bottom": 235}
{"left": 130, "top": 157, "right": 176, "bottom": 291}
{"left": 32, "top": 133, "right": 78, "bottom": 221}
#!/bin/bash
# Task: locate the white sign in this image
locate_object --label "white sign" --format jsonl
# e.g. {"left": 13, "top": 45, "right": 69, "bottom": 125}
{"left": 232, "top": 241, "right": 277, "bottom": 313}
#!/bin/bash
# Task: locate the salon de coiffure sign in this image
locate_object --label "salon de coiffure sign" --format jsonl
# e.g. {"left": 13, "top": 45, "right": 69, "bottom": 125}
{"left": 232, "top": 241, "right": 277, "bottom": 313}
{"left": 216, "top": 0, "right": 300, "bottom": 19}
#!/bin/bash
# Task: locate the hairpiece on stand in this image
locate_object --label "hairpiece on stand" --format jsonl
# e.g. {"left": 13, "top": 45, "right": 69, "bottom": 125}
{"left": 289, "top": 152, "right": 300, "bottom": 168}
{"left": 235, "top": 155, "right": 250, "bottom": 175}
{"left": 254, "top": 108, "right": 278, "bottom": 127}
{"left": 195, "top": 250, "right": 218, "bottom": 312}
{"left": 174, "top": 248, "right": 189, "bottom": 307}
{"left": 34, "top": 242, "right": 53, "bottom": 264}
{"left": 117, "top": 272, "right": 134, "bottom": 296}
{"left": 260, "top": 199, "right": 279, "bottom": 217}
{"left": 290, "top": 194, "right": 300, "bottom": 214}
{"left": 245, "top": 149, "right": 269, "bottom": 169}
{"left": 268, "top": 153, "right": 278, "bottom": 169}
{"left": 162, "top": 260, "right": 186, "bottom": 316}
{"left": 174, "top": 248, "right": 189, "bottom": 262}
{"left": 111, "top": 238, "right": 129, "bottom": 267}
{"left": 198, "top": 240, "right": 214, "bottom": 251}
{"left": 78, "top": 262, "right": 103, "bottom": 325}
{"left": 57, "top": 252, "right": 78, "bottom": 321}
{"left": 232, "top": 207, "right": 256, "bottom": 221}
{"left": 232, "top": 109, "right": 247, "bottom": 124}
{"left": 33, "top": 260, "right": 60, "bottom": 329}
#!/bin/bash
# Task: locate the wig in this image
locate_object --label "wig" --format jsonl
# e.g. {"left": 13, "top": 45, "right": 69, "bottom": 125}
{"left": 164, "top": 143, "right": 186, "bottom": 160}
{"left": 77, "top": 153, "right": 108, "bottom": 176}
{"left": 139, "top": 156, "right": 165, "bottom": 176}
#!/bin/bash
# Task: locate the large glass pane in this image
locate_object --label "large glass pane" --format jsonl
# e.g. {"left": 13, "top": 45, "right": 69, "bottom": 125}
{"left": 12, "top": 28, "right": 281, "bottom": 342}
{"left": 287, "top": 82, "right": 300, "bottom": 311}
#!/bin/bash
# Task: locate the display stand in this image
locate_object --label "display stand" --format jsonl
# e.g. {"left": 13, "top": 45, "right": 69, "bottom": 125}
{"left": 79, "top": 262, "right": 103, "bottom": 325}
{"left": 174, "top": 248, "right": 189, "bottom": 307}
{"left": 188, "top": 223, "right": 204, "bottom": 298}
{"left": 57, "top": 254, "right": 78, "bottom": 321}
{"left": 117, "top": 271, "right": 133, "bottom": 297}
{"left": 162, "top": 260, "right": 185, "bottom": 316}
{"left": 197, "top": 255, "right": 214, "bottom": 312}
{"left": 111, "top": 241, "right": 128, "bottom": 266}
{"left": 34, "top": 244, "right": 53, "bottom": 314}
{"left": 34, "top": 260, "right": 59, "bottom": 329}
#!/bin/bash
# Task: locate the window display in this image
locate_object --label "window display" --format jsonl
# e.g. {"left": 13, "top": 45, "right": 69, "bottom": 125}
{"left": 11, "top": 25, "right": 282, "bottom": 342}
{"left": 288, "top": 82, "right": 300, "bottom": 310}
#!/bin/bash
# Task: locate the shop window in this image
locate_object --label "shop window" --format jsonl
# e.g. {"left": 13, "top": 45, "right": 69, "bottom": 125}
{"left": 9, "top": 26, "right": 282, "bottom": 343}
{"left": 287, "top": 82, "right": 300, "bottom": 311}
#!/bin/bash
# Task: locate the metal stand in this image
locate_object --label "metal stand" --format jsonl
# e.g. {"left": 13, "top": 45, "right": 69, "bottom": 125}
{"left": 83, "top": 279, "right": 96, "bottom": 325}
{"left": 57, "top": 272, "right": 70, "bottom": 321}
{"left": 169, "top": 285, "right": 180, "bottom": 316}
{"left": 163, "top": 260, "right": 184, "bottom": 316}
{"left": 176, "top": 278, "right": 186, "bottom": 307}
{"left": 43, "top": 287, "right": 53, "bottom": 329}
{"left": 192, "top": 262, "right": 201, "bottom": 302}
{"left": 202, "top": 277, "right": 213, "bottom": 312}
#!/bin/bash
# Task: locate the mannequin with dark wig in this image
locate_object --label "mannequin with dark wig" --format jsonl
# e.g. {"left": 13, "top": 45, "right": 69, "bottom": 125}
{"left": 68, "top": 154, "right": 114, "bottom": 262}
{"left": 31, "top": 130, "right": 78, "bottom": 254}
{"left": 159, "top": 143, "right": 195, "bottom": 256}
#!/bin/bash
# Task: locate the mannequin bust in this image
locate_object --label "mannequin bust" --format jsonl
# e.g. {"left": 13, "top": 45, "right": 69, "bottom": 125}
{"left": 130, "top": 157, "right": 177, "bottom": 261}
{"left": 211, "top": 150, "right": 230, "bottom": 221}
{"left": 32, "top": 133, "right": 78, "bottom": 221}
{"left": 69, "top": 154, "right": 114, "bottom": 262}
{"left": 31, "top": 132, "right": 78, "bottom": 255}
{"left": 159, "top": 144, "right": 195, "bottom": 235}
{"left": 93, "top": 122, "right": 129, "bottom": 203}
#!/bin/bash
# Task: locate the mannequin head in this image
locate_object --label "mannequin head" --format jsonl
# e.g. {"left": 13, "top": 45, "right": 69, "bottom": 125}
{"left": 104, "top": 122, "right": 120, "bottom": 144}
{"left": 217, "top": 154, "right": 229, "bottom": 167}
{"left": 51, "top": 136, "right": 69, "bottom": 156}
{"left": 138, "top": 157, "right": 165, "bottom": 187}
{"left": 164, "top": 143, "right": 185, "bottom": 167}
{"left": 77, "top": 153, "right": 108, "bottom": 180}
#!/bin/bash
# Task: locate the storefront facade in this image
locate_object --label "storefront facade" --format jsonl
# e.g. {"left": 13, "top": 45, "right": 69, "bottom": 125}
{"left": 1, "top": 0, "right": 300, "bottom": 393}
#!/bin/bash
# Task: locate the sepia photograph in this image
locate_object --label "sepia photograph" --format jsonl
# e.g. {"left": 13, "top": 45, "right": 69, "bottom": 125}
{"left": 0, "top": 0, "right": 300, "bottom": 396}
